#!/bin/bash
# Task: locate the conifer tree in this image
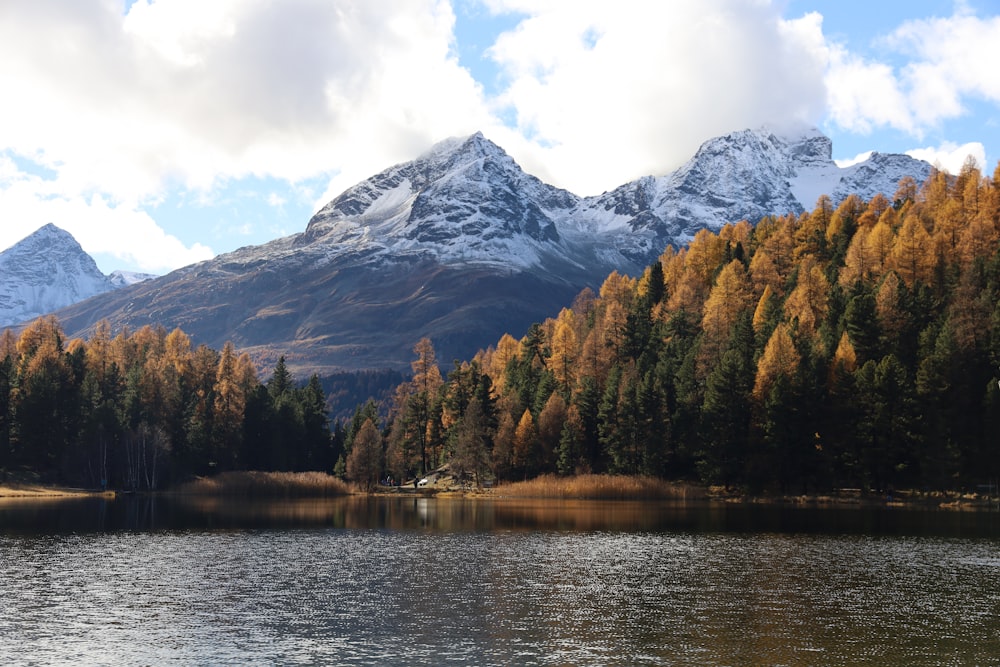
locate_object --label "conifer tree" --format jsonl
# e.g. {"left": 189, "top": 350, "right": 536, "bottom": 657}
{"left": 346, "top": 418, "right": 382, "bottom": 492}
{"left": 451, "top": 398, "right": 491, "bottom": 487}
{"left": 699, "top": 314, "right": 755, "bottom": 487}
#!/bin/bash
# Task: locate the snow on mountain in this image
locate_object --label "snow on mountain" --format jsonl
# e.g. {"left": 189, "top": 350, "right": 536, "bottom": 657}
{"left": 0, "top": 224, "right": 114, "bottom": 328}
{"left": 300, "top": 132, "right": 579, "bottom": 271}
{"left": 830, "top": 152, "right": 932, "bottom": 203}
{"left": 298, "top": 125, "right": 930, "bottom": 279}
{"left": 295, "top": 126, "right": 931, "bottom": 275}
{"left": 108, "top": 270, "right": 157, "bottom": 288}
{"left": 577, "top": 126, "right": 932, "bottom": 255}
{"left": 0, "top": 225, "right": 159, "bottom": 328}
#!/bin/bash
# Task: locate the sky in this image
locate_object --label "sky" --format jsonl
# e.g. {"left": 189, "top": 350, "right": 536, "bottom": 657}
{"left": 0, "top": 0, "right": 997, "bottom": 275}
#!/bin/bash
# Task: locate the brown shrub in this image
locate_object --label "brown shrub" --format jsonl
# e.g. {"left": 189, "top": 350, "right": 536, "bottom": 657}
{"left": 496, "top": 474, "right": 699, "bottom": 500}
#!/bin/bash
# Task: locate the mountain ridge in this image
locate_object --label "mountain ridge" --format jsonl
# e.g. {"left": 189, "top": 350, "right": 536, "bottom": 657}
{"left": 39, "top": 126, "right": 932, "bottom": 374}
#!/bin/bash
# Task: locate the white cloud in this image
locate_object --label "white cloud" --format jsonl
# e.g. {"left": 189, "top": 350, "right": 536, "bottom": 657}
{"left": 906, "top": 141, "right": 986, "bottom": 175}
{"left": 0, "top": 0, "right": 494, "bottom": 196}
{"left": 825, "top": 10, "right": 1000, "bottom": 136}
{"left": 834, "top": 150, "right": 873, "bottom": 169}
{"left": 0, "top": 164, "right": 213, "bottom": 273}
{"left": 482, "top": 0, "right": 829, "bottom": 194}
{"left": 825, "top": 46, "right": 916, "bottom": 135}
{"left": 0, "top": 0, "right": 494, "bottom": 268}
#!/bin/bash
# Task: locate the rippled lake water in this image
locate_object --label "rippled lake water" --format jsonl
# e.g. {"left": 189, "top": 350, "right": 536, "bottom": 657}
{"left": 1, "top": 496, "right": 999, "bottom": 665}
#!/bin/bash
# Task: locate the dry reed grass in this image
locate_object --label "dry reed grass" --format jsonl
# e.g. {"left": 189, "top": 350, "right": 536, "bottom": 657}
{"left": 0, "top": 484, "right": 114, "bottom": 498}
{"left": 495, "top": 474, "right": 701, "bottom": 500}
{"left": 173, "top": 471, "right": 352, "bottom": 498}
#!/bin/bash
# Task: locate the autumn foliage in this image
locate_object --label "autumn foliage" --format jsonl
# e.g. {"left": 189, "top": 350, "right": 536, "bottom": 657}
{"left": 380, "top": 160, "right": 1000, "bottom": 493}
{"left": 0, "top": 321, "right": 338, "bottom": 490}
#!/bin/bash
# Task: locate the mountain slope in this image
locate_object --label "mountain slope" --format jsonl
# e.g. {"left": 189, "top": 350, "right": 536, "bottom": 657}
{"left": 51, "top": 128, "right": 932, "bottom": 375}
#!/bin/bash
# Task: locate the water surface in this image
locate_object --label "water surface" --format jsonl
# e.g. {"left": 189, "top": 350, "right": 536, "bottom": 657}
{"left": 1, "top": 496, "right": 998, "bottom": 665}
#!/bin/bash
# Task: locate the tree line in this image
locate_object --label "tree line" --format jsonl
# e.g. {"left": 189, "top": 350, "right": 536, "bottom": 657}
{"left": 351, "top": 159, "right": 1000, "bottom": 493}
{"left": 0, "top": 319, "right": 340, "bottom": 490}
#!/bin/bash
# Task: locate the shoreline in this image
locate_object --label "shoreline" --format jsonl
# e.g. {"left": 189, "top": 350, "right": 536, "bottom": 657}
{"left": 373, "top": 476, "right": 1000, "bottom": 511}
{"left": 3, "top": 472, "right": 998, "bottom": 511}
{"left": 0, "top": 484, "right": 116, "bottom": 499}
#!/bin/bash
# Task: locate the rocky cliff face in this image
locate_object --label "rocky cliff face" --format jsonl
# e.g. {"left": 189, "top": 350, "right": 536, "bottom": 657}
{"left": 50, "top": 128, "right": 932, "bottom": 374}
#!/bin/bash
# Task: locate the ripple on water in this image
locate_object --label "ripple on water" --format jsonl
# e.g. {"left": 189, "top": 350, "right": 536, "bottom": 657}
{"left": 2, "top": 509, "right": 999, "bottom": 665}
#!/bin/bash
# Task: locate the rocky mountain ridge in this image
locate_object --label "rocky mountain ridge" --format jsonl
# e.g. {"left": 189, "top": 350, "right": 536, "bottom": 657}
{"left": 37, "top": 127, "right": 931, "bottom": 374}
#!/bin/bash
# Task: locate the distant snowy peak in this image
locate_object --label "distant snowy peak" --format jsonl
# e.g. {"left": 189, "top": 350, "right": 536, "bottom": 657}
{"left": 580, "top": 126, "right": 931, "bottom": 250}
{"left": 830, "top": 152, "right": 931, "bottom": 203}
{"left": 108, "top": 270, "right": 157, "bottom": 288}
{"left": 0, "top": 225, "right": 160, "bottom": 328}
{"left": 0, "top": 224, "right": 113, "bottom": 327}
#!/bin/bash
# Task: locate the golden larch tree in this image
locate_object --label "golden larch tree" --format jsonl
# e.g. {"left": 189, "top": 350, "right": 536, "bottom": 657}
{"left": 700, "top": 259, "right": 752, "bottom": 371}
{"left": 753, "top": 323, "right": 800, "bottom": 399}
{"left": 783, "top": 258, "right": 830, "bottom": 340}
{"left": 890, "top": 214, "right": 935, "bottom": 287}
{"left": 875, "top": 272, "right": 907, "bottom": 342}
{"left": 486, "top": 333, "right": 521, "bottom": 395}
{"left": 752, "top": 284, "right": 776, "bottom": 333}
{"left": 599, "top": 271, "right": 636, "bottom": 351}
{"left": 549, "top": 309, "right": 578, "bottom": 389}
{"left": 512, "top": 408, "right": 537, "bottom": 476}
{"left": 749, "top": 248, "right": 782, "bottom": 297}
{"left": 832, "top": 331, "right": 858, "bottom": 375}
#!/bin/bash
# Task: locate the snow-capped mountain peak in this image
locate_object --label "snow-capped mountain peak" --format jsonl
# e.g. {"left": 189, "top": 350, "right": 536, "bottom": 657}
{"left": 573, "top": 126, "right": 931, "bottom": 255}
{"left": 108, "top": 270, "right": 157, "bottom": 288}
{"left": 0, "top": 224, "right": 113, "bottom": 328}
{"left": 299, "top": 132, "right": 578, "bottom": 269}
{"left": 0, "top": 225, "right": 158, "bottom": 328}
{"left": 285, "top": 127, "right": 932, "bottom": 278}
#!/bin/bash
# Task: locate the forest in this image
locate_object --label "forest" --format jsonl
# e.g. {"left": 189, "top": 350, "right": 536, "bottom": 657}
{"left": 0, "top": 319, "right": 339, "bottom": 490}
{"left": 3, "top": 159, "right": 999, "bottom": 494}
{"left": 374, "top": 160, "right": 1000, "bottom": 494}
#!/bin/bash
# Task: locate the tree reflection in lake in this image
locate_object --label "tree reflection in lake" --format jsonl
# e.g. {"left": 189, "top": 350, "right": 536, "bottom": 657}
{"left": 3, "top": 494, "right": 999, "bottom": 536}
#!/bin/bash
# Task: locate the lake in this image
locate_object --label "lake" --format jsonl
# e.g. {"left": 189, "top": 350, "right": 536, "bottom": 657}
{"left": 2, "top": 495, "right": 999, "bottom": 665}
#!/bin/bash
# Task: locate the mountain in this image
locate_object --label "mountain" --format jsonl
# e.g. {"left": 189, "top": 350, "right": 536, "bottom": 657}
{"left": 0, "top": 224, "right": 115, "bottom": 328}
{"left": 0, "top": 224, "right": 157, "bottom": 328}
{"left": 52, "top": 134, "right": 603, "bottom": 376}
{"left": 108, "top": 270, "right": 158, "bottom": 289}
{"left": 573, "top": 127, "right": 931, "bottom": 260}
{"left": 50, "top": 128, "right": 932, "bottom": 375}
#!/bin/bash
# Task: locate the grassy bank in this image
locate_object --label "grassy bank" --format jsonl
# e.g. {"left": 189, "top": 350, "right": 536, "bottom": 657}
{"left": 0, "top": 484, "right": 114, "bottom": 499}
{"left": 493, "top": 474, "right": 702, "bottom": 500}
{"left": 0, "top": 471, "right": 112, "bottom": 498}
{"left": 172, "top": 471, "right": 352, "bottom": 498}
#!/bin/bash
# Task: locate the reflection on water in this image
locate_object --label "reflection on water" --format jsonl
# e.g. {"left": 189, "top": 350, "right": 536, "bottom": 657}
{"left": 3, "top": 494, "right": 999, "bottom": 536}
{"left": 1, "top": 497, "right": 999, "bottom": 665}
